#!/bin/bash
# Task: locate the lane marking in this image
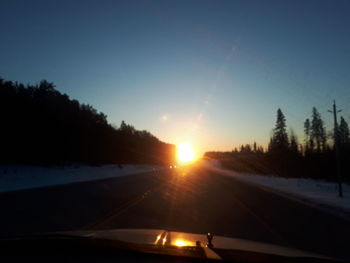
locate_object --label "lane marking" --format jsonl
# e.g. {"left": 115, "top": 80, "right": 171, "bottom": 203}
{"left": 81, "top": 174, "right": 167, "bottom": 230}
{"left": 82, "top": 189, "right": 153, "bottom": 230}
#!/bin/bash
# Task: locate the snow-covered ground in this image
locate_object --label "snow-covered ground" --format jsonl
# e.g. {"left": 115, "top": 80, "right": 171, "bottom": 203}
{"left": 202, "top": 160, "right": 350, "bottom": 212}
{"left": 0, "top": 164, "right": 163, "bottom": 193}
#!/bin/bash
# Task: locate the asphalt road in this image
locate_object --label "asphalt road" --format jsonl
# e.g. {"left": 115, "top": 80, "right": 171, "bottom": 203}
{"left": 1, "top": 164, "right": 349, "bottom": 260}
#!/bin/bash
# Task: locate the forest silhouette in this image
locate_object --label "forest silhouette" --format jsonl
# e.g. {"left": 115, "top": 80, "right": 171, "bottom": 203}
{"left": 2, "top": 76, "right": 349, "bottom": 182}
{"left": 0, "top": 77, "right": 176, "bottom": 166}
{"left": 206, "top": 108, "right": 350, "bottom": 181}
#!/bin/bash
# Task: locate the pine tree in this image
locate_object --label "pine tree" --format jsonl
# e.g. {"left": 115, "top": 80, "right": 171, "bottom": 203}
{"left": 269, "top": 108, "right": 289, "bottom": 152}
{"left": 310, "top": 107, "right": 326, "bottom": 152}
{"left": 304, "top": 118, "right": 311, "bottom": 151}
{"left": 120, "top": 120, "right": 135, "bottom": 134}
{"left": 339, "top": 116, "right": 350, "bottom": 145}
{"left": 289, "top": 129, "right": 299, "bottom": 153}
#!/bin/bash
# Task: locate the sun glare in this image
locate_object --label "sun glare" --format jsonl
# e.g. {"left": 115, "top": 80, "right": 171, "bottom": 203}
{"left": 174, "top": 239, "right": 187, "bottom": 247}
{"left": 177, "top": 143, "right": 195, "bottom": 163}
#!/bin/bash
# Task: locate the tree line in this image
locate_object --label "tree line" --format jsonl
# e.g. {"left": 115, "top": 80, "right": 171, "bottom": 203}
{"left": 206, "top": 108, "right": 350, "bottom": 181}
{"left": 0, "top": 77, "right": 176, "bottom": 166}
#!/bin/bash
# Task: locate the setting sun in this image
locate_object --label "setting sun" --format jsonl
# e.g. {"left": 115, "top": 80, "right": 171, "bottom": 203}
{"left": 177, "top": 143, "right": 195, "bottom": 163}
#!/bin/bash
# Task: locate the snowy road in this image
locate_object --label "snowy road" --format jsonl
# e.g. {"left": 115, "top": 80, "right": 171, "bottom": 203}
{"left": 0, "top": 165, "right": 349, "bottom": 260}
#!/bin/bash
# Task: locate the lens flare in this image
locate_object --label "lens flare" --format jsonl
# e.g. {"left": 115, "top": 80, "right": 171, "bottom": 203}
{"left": 177, "top": 143, "right": 195, "bottom": 163}
{"left": 174, "top": 239, "right": 189, "bottom": 247}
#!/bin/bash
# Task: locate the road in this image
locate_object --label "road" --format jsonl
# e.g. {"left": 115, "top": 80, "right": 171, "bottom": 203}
{"left": 1, "top": 164, "right": 349, "bottom": 260}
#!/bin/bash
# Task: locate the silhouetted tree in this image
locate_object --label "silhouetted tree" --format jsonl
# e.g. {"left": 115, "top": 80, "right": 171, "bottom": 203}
{"left": 253, "top": 142, "right": 257, "bottom": 152}
{"left": 268, "top": 108, "right": 289, "bottom": 152}
{"left": 310, "top": 107, "right": 326, "bottom": 152}
{"left": 0, "top": 77, "right": 176, "bottom": 165}
{"left": 289, "top": 129, "right": 299, "bottom": 153}
{"left": 304, "top": 118, "right": 311, "bottom": 153}
{"left": 338, "top": 117, "right": 350, "bottom": 181}
{"left": 339, "top": 117, "right": 350, "bottom": 146}
{"left": 241, "top": 144, "right": 252, "bottom": 153}
{"left": 206, "top": 106, "right": 348, "bottom": 181}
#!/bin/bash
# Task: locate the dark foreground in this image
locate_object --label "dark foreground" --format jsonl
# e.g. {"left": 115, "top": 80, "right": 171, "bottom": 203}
{"left": 0, "top": 164, "right": 349, "bottom": 260}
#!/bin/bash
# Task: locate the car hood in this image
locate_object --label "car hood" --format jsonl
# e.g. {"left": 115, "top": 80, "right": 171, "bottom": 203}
{"left": 52, "top": 228, "right": 335, "bottom": 261}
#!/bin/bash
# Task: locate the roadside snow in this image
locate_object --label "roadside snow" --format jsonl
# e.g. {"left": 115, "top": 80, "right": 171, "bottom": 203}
{"left": 202, "top": 160, "right": 350, "bottom": 211}
{"left": 0, "top": 164, "right": 163, "bottom": 193}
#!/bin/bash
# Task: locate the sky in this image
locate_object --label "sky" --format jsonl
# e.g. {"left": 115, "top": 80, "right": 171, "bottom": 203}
{"left": 1, "top": 0, "right": 350, "bottom": 156}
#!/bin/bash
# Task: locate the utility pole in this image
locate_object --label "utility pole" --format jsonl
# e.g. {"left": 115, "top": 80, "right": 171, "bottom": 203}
{"left": 328, "top": 100, "right": 343, "bottom": 197}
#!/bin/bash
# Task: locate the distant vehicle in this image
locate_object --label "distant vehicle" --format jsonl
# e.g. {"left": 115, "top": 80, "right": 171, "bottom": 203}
{"left": 0, "top": 228, "right": 338, "bottom": 262}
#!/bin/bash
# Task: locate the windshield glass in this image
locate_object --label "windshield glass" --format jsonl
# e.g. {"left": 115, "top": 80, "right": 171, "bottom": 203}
{"left": 0, "top": 0, "right": 349, "bottom": 261}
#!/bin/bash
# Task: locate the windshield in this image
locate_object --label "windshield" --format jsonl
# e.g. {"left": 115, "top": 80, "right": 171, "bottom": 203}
{"left": 0, "top": 0, "right": 349, "bottom": 261}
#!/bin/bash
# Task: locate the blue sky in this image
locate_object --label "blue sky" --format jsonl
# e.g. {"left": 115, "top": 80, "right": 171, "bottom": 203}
{"left": 1, "top": 0, "right": 350, "bottom": 155}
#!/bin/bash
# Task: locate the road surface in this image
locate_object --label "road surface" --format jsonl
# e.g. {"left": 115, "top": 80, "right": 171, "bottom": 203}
{"left": 0, "top": 164, "right": 349, "bottom": 260}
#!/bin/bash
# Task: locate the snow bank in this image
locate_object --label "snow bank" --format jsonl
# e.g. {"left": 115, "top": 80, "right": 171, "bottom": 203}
{"left": 0, "top": 164, "right": 164, "bottom": 193}
{"left": 202, "top": 160, "right": 350, "bottom": 211}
